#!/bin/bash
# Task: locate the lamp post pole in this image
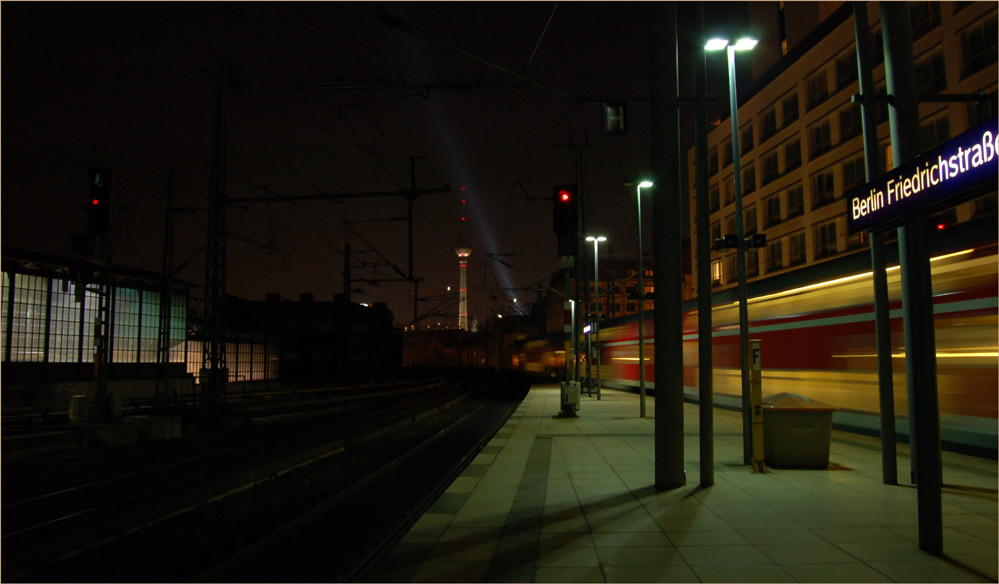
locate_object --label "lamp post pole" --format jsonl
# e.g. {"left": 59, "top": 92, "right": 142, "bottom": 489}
{"left": 586, "top": 236, "right": 606, "bottom": 400}
{"left": 707, "top": 37, "right": 757, "bottom": 465}
{"left": 728, "top": 44, "right": 752, "bottom": 466}
{"left": 634, "top": 181, "right": 652, "bottom": 418}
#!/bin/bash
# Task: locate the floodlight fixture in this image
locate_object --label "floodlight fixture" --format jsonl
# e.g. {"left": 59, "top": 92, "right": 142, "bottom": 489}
{"left": 705, "top": 38, "right": 729, "bottom": 51}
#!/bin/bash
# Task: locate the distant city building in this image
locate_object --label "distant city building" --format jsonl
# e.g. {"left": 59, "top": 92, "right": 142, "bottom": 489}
{"left": 689, "top": 1, "right": 998, "bottom": 295}
{"left": 226, "top": 292, "right": 397, "bottom": 383}
{"left": 543, "top": 259, "right": 693, "bottom": 335}
{"left": 1, "top": 248, "right": 196, "bottom": 404}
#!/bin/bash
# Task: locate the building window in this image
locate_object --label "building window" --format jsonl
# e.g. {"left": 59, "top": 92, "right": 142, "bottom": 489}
{"left": 49, "top": 279, "right": 81, "bottom": 363}
{"left": 139, "top": 290, "right": 161, "bottom": 363}
{"left": 810, "top": 120, "right": 832, "bottom": 157}
{"left": 113, "top": 287, "right": 141, "bottom": 363}
{"left": 915, "top": 51, "right": 947, "bottom": 95}
{"left": 741, "top": 125, "right": 754, "bottom": 155}
{"left": 725, "top": 254, "right": 738, "bottom": 285}
{"left": 806, "top": 71, "right": 829, "bottom": 111}
{"left": 765, "top": 194, "right": 782, "bottom": 227}
{"left": 910, "top": 2, "right": 942, "bottom": 41}
{"left": 784, "top": 138, "right": 802, "bottom": 171}
{"left": 847, "top": 230, "right": 868, "bottom": 251}
{"left": 743, "top": 165, "right": 756, "bottom": 195}
{"left": 722, "top": 139, "right": 733, "bottom": 166}
{"left": 744, "top": 204, "right": 758, "bottom": 235}
{"left": 836, "top": 49, "right": 858, "bottom": 90}
{"left": 747, "top": 249, "right": 760, "bottom": 277}
{"left": 968, "top": 94, "right": 999, "bottom": 127}
{"left": 843, "top": 155, "right": 867, "bottom": 193}
{"left": 709, "top": 185, "right": 720, "bottom": 213}
{"left": 973, "top": 193, "right": 998, "bottom": 217}
{"left": 782, "top": 92, "right": 799, "bottom": 125}
{"left": 762, "top": 151, "right": 780, "bottom": 185}
{"left": 872, "top": 30, "right": 885, "bottom": 65}
{"left": 787, "top": 183, "right": 805, "bottom": 218}
{"left": 875, "top": 82, "right": 890, "bottom": 123}
{"left": 962, "top": 14, "right": 998, "bottom": 77}
{"left": 812, "top": 170, "right": 836, "bottom": 208}
{"left": 711, "top": 221, "right": 721, "bottom": 243}
{"left": 711, "top": 259, "right": 723, "bottom": 286}
{"left": 920, "top": 114, "right": 950, "bottom": 150}
{"left": 839, "top": 103, "right": 862, "bottom": 141}
{"left": 815, "top": 220, "right": 838, "bottom": 258}
{"left": 761, "top": 107, "right": 778, "bottom": 141}
{"left": 724, "top": 214, "right": 736, "bottom": 236}
{"left": 725, "top": 178, "right": 735, "bottom": 205}
{"left": 767, "top": 240, "right": 784, "bottom": 272}
{"left": 8, "top": 274, "right": 49, "bottom": 362}
{"left": 708, "top": 147, "right": 718, "bottom": 177}
{"left": 788, "top": 231, "right": 807, "bottom": 266}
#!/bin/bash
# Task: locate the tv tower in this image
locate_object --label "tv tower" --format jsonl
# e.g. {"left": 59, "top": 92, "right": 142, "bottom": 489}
{"left": 455, "top": 189, "right": 472, "bottom": 331}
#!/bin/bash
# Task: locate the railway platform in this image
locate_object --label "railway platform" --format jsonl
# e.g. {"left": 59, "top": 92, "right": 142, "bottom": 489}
{"left": 365, "top": 384, "right": 997, "bottom": 583}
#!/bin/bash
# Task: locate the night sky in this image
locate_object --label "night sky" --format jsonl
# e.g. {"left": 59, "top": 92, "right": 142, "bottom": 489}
{"left": 2, "top": 2, "right": 746, "bottom": 325}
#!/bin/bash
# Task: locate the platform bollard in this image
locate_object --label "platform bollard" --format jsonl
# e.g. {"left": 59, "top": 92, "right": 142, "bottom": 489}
{"left": 750, "top": 339, "right": 766, "bottom": 473}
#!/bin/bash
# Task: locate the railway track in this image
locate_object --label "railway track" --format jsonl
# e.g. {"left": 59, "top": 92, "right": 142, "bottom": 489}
{"left": 2, "top": 371, "right": 530, "bottom": 582}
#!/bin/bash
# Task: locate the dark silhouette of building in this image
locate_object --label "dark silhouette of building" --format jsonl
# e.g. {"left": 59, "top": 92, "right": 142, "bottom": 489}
{"left": 226, "top": 292, "right": 398, "bottom": 384}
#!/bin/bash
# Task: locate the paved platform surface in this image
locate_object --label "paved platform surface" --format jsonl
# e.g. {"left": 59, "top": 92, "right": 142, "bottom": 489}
{"left": 365, "top": 385, "right": 998, "bottom": 583}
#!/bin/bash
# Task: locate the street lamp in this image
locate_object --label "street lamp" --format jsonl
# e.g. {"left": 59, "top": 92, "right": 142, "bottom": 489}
{"left": 585, "top": 235, "right": 607, "bottom": 400}
{"left": 625, "top": 180, "right": 653, "bottom": 417}
{"left": 706, "top": 36, "right": 757, "bottom": 464}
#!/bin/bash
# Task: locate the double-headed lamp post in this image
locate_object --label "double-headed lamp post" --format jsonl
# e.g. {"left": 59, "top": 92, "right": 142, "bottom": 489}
{"left": 625, "top": 180, "right": 653, "bottom": 417}
{"left": 586, "top": 235, "right": 607, "bottom": 400}
{"left": 706, "top": 36, "right": 758, "bottom": 464}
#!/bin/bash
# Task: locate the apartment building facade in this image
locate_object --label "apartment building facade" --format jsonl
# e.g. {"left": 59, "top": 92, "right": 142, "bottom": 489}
{"left": 689, "top": 1, "right": 998, "bottom": 293}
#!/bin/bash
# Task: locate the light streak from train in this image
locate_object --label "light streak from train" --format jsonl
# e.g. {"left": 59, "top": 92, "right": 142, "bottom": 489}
{"left": 734, "top": 248, "right": 975, "bottom": 306}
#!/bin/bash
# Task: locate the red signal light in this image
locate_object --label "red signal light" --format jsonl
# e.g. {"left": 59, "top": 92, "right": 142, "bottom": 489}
{"left": 936, "top": 223, "right": 946, "bottom": 231}
{"left": 92, "top": 198, "right": 101, "bottom": 206}
{"left": 559, "top": 190, "right": 571, "bottom": 202}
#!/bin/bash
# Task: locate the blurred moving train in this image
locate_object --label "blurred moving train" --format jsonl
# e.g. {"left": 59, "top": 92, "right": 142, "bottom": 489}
{"left": 511, "top": 224, "right": 997, "bottom": 456}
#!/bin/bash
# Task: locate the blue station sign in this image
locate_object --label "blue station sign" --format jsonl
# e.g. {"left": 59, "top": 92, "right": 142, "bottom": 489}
{"left": 848, "top": 118, "right": 999, "bottom": 233}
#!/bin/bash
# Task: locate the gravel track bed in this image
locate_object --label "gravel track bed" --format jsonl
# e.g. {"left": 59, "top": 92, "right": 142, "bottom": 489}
{"left": 17, "top": 396, "right": 481, "bottom": 583}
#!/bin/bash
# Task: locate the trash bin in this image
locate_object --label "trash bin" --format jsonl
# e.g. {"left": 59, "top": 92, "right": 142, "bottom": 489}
{"left": 762, "top": 392, "right": 838, "bottom": 468}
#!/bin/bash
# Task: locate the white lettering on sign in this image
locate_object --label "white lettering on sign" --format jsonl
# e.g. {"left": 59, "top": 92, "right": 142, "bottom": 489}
{"left": 602, "top": 103, "right": 627, "bottom": 135}
{"left": 850, "top": 126, "right": 999, "bottom": 226}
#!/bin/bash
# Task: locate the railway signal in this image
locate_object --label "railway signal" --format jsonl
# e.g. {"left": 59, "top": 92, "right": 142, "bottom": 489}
{"left": 552, "top": 184, "right": 578, "bottom": 257}
{"left": 88, "top": 167, "right": 112, "bottom": 235}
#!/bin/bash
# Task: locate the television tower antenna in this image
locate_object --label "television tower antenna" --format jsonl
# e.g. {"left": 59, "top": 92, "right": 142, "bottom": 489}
{"left": 455, "top": 189, "right": 472, "bottom": 331}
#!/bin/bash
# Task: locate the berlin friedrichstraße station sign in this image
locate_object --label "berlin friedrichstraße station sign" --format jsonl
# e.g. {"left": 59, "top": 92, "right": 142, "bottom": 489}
{"left": 848, "top": 118, "right": 999, "bottom": 234}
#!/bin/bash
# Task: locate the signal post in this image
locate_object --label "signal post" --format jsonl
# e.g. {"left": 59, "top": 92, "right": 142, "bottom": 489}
{"left": 554, "top": 185, "right": 580, "bottom": 418}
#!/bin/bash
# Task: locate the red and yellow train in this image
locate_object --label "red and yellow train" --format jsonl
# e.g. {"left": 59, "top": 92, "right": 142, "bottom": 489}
{"left": 513, "top": 236, "right": 997, "bottom": 455}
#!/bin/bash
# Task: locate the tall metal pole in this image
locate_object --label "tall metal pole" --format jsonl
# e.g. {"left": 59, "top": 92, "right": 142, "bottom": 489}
{"left": 636, "top": 184, "right": 648, "bottom": 418}
{"left": 881, "top": 2, "right": 942, "bottom": 555}
{"left": 726, "top": 45, "right": 753, "bottom": 465}
{"left": 694, "top": 2, "right": 714, "bottom": 487}
{"left": 203, "top": 58, "right": 231, "bottom": 418}
{"left": 853, "top": 1, "right": 897, "bottom": 485}
{"left": 592, "top": 238, "right": 603, "bottom": 400}
{"left": 157, "top": 171, "right": 176, "bottom": 408}
{"left": 651, "top": 2, "right": 684, "bottom": 489}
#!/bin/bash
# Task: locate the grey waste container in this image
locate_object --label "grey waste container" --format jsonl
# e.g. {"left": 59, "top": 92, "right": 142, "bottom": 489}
{"left": 762, "top": 392, "right": 838, "bottom": 468}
